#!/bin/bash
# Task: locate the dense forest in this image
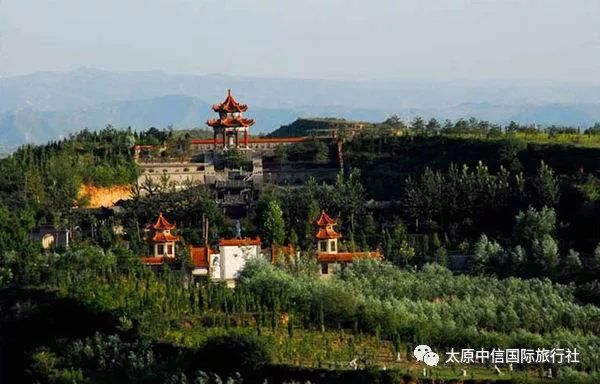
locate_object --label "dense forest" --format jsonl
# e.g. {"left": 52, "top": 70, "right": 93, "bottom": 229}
{"left": 1, "top": 118, "right": 600, "bottom": 383}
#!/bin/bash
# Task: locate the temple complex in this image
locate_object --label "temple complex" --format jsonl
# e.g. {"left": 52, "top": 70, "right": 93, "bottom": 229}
{"left": 140, "top": 209, "right": 381, "bottom": 282}
{"left": 133, "top": 90, "right": 382, "bottom": 280}
{"left": 134, "top": 90, "right": 340, "bottom": 220}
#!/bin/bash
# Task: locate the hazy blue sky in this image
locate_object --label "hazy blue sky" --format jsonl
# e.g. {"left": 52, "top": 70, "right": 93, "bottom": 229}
{"left": 1, "top": 0, "right": 599, "bottom": 82}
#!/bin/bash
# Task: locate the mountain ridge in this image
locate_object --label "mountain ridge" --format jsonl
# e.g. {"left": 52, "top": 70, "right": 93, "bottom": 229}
{"left": 1, "top": 68, "right": 600, "bottom": 150}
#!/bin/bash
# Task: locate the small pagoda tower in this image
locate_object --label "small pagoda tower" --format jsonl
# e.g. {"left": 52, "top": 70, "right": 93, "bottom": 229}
{"left": 145, "top": 212, "right": 178, "bottom": 258}
{"left": 207, "top": 89, "right": 255, "bottom": 149}
{"left": 315, "top": 210, "right": 341, "bottom": 253}
{"left": 314, "top": 210, "right": 382, "bottom": 276}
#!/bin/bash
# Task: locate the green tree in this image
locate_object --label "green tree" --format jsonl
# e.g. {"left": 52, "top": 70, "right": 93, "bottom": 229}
{"left": 411, "top": 116, "right": 425, "bottom": 135}
{"left": 513, "top": 206, "right": 556, "bottom": 249}
{"left": 574, "top": 174, "right": 600, "bottom": 203}
{"left": 498, "top": 139, "right": 524, "bottom": 172}
{"left": 261, "top": 200, "right": 285, "bottom": 246}
{"left": 312, "top": 140, "right": 330, "bottom": 164}
{"left": 514, "top": 206, "right": 558, "bottom": 272}
{"left": 221, "top": 147, "right": 247, "bottom": 169}
{"left": 333, "top": 168, "right": 365, "bottom": 235}
{"left": 531, "top": 161, "right": 559, "bottom": 207}
{"left": 532, "top": 234, "right": 559, "bottom": 271}
{"left": 473, "top": 234, "right": 504, "bottom": 274}
{"left": 434, "top": 246, "right": 448, "bottom": 267}
{"left": 304, "top": 199, "right": 320, "bottom": 250}
{"left": 288, "top": 228, "right": 299, "bottom": 249}
{"left": 398, "top": 240, "right": 415, "bottom": 266}
{"left": 382, "top": 222, "right": 409, "bottom": 265}
{"left": 425, "top": 118, "right": 440, "bottom": 135}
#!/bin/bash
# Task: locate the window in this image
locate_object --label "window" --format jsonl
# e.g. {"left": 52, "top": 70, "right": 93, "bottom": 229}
{"left": 319, "top": 240, "right": 328, "bottom": 252}
{"left": 157, "top": 244, "right": 164, "bottom": 255}
{"left": 167, "top": 244, "right": 173, "bottom": 255}
{"left": 330, "top": 240, "right": 336, "bottom": 252}
{"left": 321, "top": 263, "right": 329, "bottom": 274}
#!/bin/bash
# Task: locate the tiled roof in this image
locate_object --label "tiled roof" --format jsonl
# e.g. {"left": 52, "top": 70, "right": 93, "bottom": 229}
{"left": 212, "top": 89, "right": 249, "bottom": 113}
{"left": 315, "top": 210, "right": 336, "bottom": 226}
{"left": 316, "top": 227, "right": 341, "bottom": 239}
{"left": 207, "top": 116, "right": 255, "bottom": 128}
{"left": 149, "top": 213, "right": 176, "bottom": 230}
{"left": 151, "top": 232, "right": 178, "bottom": 242}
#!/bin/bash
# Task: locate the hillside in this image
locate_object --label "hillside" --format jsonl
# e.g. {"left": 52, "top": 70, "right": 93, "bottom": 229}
{"left": 2, "top": 126, "right": 600, "bottom": 382}
{"left": 267, "top": 118, "right": 374, "bottom": 138}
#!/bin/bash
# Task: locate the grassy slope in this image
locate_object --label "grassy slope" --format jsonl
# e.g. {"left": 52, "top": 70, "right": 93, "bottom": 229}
{"left": 160, "top": 327, "right": 547, "bottom": 382}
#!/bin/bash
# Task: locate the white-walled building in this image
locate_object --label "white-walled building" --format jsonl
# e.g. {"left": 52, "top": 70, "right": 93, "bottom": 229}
{"left": 188, "top": 236, "right": 263, "bottom": 287}
{"left": 215, "top": 237, "right": 262, "bottom": 286}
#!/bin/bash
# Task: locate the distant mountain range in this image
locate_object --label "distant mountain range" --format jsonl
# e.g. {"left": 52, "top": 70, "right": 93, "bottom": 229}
{"left": 0, "top": 94, "right": 387, "bottom": 148}
{"left": 1, "top": 68, "right": 600, "bottom": 152}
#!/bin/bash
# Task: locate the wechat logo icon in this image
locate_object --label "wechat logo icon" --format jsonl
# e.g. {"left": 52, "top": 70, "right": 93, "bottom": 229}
{"left": 414, "top": 344, "right": 440, "bottom": 367}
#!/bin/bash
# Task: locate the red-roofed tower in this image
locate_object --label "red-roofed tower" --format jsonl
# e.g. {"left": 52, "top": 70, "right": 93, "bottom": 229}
{"left": 315, "top": 210, "right": 341, "bottom": 253}
{"left": 313, "top": 209, "right": 382, "bottom": 276}
{"left": 145, "top": 212, "right": 178, "bottom": 259}
{"left": 207, "top": 89, "right": 255, "bottom": 149}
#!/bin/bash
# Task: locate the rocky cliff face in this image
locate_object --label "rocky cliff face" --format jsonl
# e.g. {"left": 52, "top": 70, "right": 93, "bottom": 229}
{"left": 78, "top": 184, "right": 132, "bottom": 208}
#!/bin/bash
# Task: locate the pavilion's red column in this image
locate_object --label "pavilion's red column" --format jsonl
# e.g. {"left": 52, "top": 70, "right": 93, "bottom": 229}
{"left": 244, "top": 129, "right": 248, "bottom": 147}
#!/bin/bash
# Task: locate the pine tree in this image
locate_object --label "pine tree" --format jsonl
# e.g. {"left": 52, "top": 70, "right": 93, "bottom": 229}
{"left": 532, "top": 161, "right": 559, "bottom": 207}
{"left": 262, "top": 200, "right": 285, "bottom": 246}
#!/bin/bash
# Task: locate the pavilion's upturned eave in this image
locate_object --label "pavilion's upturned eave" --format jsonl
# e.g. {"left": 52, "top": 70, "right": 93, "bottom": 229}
{"left": 206, "top": 116, "right": 255, "bottom": 128}
{"left": 211, "top": 89, "right": 249, "bottom": 113}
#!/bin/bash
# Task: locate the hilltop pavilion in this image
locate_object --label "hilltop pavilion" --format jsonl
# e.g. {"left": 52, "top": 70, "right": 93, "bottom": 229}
{"left": 207, "top": 89, "right": 255, "bottom": 149}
